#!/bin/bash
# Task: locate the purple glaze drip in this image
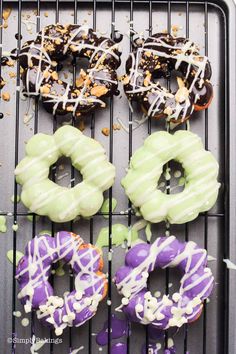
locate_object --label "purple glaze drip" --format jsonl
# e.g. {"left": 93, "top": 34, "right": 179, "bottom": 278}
{"left": 96, "top": 314, "right": 128, "bottom": 346}
{"left": 141, "top": 343, "right": 176, "bottom": 354}
{"left": 111, "top": 342, "right": 127, "bottom": 354}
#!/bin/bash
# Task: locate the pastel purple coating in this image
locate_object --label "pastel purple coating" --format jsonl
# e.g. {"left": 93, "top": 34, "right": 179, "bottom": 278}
{"left": 96, "top": 314, "right": 128, "bottom": 346}
{"left": 16, "top": 231, "right": 107, "bottom": 335}
{"left": 114, "top": 236, "right": 214, "bottom": 330}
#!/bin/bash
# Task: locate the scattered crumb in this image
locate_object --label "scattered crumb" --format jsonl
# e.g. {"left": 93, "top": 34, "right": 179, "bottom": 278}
{"left": 113, "top": 123, "right": 121, "bottom": 131}
{"left": 58, "top": 164, "right": 65, "bottom": 171}
{"left": 171, "top": 24, "right": 182, "bottom": 36}
{"left": 63, "top": 72, "right": 69, "bottom": 80}
{"left": 101, "top": 127, "right": 110, "bottom": 136}
{"left": 8, "top": 72, "right": 16, "bottom": 79}
{"left": 6, "top": 60, "right": 15, "bottom": 67}
{"left": 44, "top": 11, "right": 49, "bottom": 17}
{"left": 3, "top": 8, "right": 12, "bottom": 21}
{"left": 2, "top": 92, "right": 10, "bottom": 101}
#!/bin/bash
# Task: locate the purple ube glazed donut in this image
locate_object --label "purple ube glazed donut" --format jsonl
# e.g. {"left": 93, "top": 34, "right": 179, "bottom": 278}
{"left": 114, "top": 236, "right": 214, "bottom": 329}
{"left": 16, "top": 231, "right": 107, "bottom": 336}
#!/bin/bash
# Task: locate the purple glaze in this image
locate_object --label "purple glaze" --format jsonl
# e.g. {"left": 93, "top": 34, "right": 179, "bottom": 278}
{"left": 115, "top": 236, "right": 214, "bottom": 330}
{"left": 96, "top": 314, "right": 128, "bottom": 346}
{"left": 111, "top": 342, "right": 127, "bottom": 354}
{"left": 15, "top": 231, "right": 107, "bottom": 334}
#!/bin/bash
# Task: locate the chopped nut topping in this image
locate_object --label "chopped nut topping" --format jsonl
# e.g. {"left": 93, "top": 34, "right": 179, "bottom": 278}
{"left": 177, "top": 77, "right": 185, "bottom": 88}
{"left": 55, "top": 38, "right": 62, "bottom": 45}
{"left": 91, "top": 85, "right": 108, "bottom": 97}
{"left": 123, "top": 76, "right": 130, "bottom": 85}
{"left": 66, "top": 105, "right": 74, "bottom": 112}
{"left": 101, "top": 127, "right": 110, "bottom": 136}
{"left": 76, "top": 76, "right": 84, "bottom": 88}
{"left": 113, "top": 123, "right": 121, "bottom": 131}
{"left": 144, "top": 72, "right": 151, "bottom": 87}
{"left": 6, "top": 60, "right": 14, "bottom": 67}
{"left": 51, "top": 71, "right": 59, "bottom": 80}
{"left": 144, "top": 51, "right": 152, "bottom": 57}
{"left": 40, "top": 85, "right": 50, "bottom": 94}
{"left": 2, "top": 92, "right": 10, "bottom": 101}
{"left": 3, "top": 8, "right": 12, "bottom": 21}
{"left": 43, "top": 70, "right": 50, "bottom": 79}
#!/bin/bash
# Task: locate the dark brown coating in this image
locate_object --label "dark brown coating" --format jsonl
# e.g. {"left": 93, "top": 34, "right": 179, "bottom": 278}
{"left": 19, "top": 24, "right": 121, "bottom": 117}
{"left": 123, "top": 33, "right": 213, "bottom": 123}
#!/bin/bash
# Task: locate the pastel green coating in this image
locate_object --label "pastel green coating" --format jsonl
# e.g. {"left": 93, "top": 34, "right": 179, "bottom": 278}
{"left": 0, "top": 216, "right": 7, "bottom": 233}
{"left": 15, "top": 126, "right": 116, "bottom": 223}
{"left": 122, "top": 130, "right": 220, "bottom": 224}
{"left": 100, "top": 197, "right": 117, "bottom": 218}
{"left": 7, "top": 250, "right": 24, "bottom": 266}
{"left": 95, "top": 223, "right": 139, "bottom": 249}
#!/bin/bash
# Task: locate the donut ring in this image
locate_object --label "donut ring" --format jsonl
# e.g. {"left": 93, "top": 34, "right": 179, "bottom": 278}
{"left": 122, "top": 130, "right": 220, "bottom": 224}
{"left": 114, "top": 236, "right": 214, "bottom": 329}
{"left": 16, "top": 231, "right": 107, "bottom": 336}
{"left": 15, "top": 125, "right": 115, "bottom": 222}
{"left": 123, "top": 33, "right": 213, "bottom": 123}
{"left": 19, "top": 24, "right": 121, "bottom": 117}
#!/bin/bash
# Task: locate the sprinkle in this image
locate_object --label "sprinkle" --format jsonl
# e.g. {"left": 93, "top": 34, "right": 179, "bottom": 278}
{"left": 55, "top": 327, "right": 63, "bottom": 336}
{"left": 174, "top": 170, "right": 182, "bottom": 178}
{"left": 13, "top": 311, "right": 21, "bottom": 318}
{"left": 167, "top": 338, "right": 174, "bottom": 348}
{"left": 107, "top": 299, "right": 112, "bottom": 306}
{"left": 142, "top": 271, "right": 149, "bottom": 279}
{"left": 121, "top": 297, "right": 129, "bottom": 305}
{"left": 207, "top": 255, "right": 217, "bottom": 261}
{"left": 21, "top": 318, "right": 29, "bottom": 327}
{"left": 156, "top": 312, "right": 165, "bottom": 320}
{"left": 75, "top": 290, "right": 83, "bottom": 300}
{"left": 154, "top": 291, "right": 161, "bottom": 298}
{"left": 185, "top": 306, "right": 193, "bottom": 315}
{"left": 172, "top": 293, "right": 181, "bottom": 302}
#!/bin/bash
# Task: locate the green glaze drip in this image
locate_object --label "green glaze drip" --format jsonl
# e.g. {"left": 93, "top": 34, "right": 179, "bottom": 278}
{"left": 145, "top": 222, "right": 152, "bottom": 242}
{"left": 12, "top": 224, "right": 19, "bottom": 232}
{"left": 96, "top": 223, "right": 139, "bottom": 250}
{"left": 11, "top": 195, "right": 20, "bottom": 203}
{"left": 0, "top": 216, "right": 7, "bottom": 233}
{"left": 39, "top": 230, "right": 52, "bottom": 237}
{"left": 100, "top": 198, "right": 117, "bottom": 218}
{"left": 7, "top": 250, "right": 24, "bottom": 266}
{"left": 26, "top": 214, "right": 40, "bottom": 222}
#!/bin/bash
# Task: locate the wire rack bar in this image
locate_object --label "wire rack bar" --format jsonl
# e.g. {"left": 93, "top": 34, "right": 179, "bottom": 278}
{"left": 2, "top": 1, "right": 229, "bottom": 353}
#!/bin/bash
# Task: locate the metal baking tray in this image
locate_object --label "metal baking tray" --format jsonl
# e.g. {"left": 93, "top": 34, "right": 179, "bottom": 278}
{"left": 0, "top": 0, "right": 235, "bottom": 353}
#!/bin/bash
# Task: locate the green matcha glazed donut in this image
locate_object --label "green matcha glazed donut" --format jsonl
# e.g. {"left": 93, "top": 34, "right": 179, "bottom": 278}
{"left": 122, "top": 130, "right": 220, "bottom": 224}
{"left": 15, "top": 126, "right": 115, "bottom": 223}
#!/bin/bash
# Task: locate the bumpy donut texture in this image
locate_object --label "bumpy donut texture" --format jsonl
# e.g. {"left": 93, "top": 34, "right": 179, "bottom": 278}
{"left": 122, "top": 130, "right": 220, "bottom": 224}
{"left": 15, "top": 125, "right": 115, "bottom": 222}
{"left": 16, "top": 231, "right": 107, "bottom": 335}
{"left": 115, "top": 236, "right": 214, "bottom": 329}
{"left": 19, "top": 24, "right": 121, "bottom": 117}
{"left": 123, "top": 33, "right": 213, "bottom": 123}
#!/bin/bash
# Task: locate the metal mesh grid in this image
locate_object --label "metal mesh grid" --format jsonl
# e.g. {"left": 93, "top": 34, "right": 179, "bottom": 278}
{"left": 0, "top": 0, "right": 230, "bottom": 353}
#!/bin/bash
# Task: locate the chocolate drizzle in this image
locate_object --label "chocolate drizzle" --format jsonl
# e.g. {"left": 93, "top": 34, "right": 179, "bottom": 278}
{"left": 19, "top": 24, "right": 122, "bottom": 117}
{"left": 123, "top": 33, "right": 213, "bottom": 123}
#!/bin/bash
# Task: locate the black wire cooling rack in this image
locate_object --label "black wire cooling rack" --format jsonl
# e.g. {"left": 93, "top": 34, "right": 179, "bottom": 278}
{"left": 0, "top": 0, "right": 236, "bottom": 353}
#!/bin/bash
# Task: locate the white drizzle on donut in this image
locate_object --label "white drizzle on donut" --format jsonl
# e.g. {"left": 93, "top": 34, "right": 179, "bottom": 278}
{"left": 125, "top": 35, "right": 210, "bottom": 121}
{"left": 16, "top": 233, "right": 107, "bottom": 335}
{"left": 115, "top": 236, "right": 214, "bottom": 328}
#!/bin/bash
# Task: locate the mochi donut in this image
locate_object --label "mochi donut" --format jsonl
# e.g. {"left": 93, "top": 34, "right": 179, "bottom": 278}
{"left": 16, "top": 231, "right": 107, "bottom": 335}
{"left": 114, "top": 236, "right": 214, "bottom": 329}
{"left": 15, "top": 125, "right": 115, "bottom": 222}
{"left": 123, "top": 33, "right": 213, "bottom": 123}
{"left": 19, "top": 24, "right": 122, "bottom": 117}
{"left": 122, "top": 130, "right": 220, "bottom": 224}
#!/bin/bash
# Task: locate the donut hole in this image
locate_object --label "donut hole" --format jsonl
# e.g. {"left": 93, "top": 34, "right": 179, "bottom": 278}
{"left": 49, "top": 156, "right": 83, "bottom": 186}
{"left": 157, "top": 160, "right": 185, "bottom": 194}
{"left": 148, "top": 267, "right": 182, "bottom": 298}
{"left": 152, "top": 70, "right": 184, "bottom": 93}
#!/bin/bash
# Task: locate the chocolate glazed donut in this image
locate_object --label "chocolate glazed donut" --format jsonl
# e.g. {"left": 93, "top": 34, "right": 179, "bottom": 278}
{"left": 19, "top": 24, "right": 122, "bottom": 117}
{"left": 123, "top": 33, "right": 213, "bottom": 123}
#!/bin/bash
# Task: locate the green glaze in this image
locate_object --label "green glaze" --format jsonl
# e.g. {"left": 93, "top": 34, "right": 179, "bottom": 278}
{"left": 7, "top": 250, "right": 24, "bottom": 266}
{"left": 0, "top": 216, "right": 7, "bottom": 233}
{"left": 122, "top": 130, "right": 220, "bottom": 224}
{"left": 11, "top": 194, "right": 20, "bottom": 203}
{"left": 26, "top": 213, "right": 40, "bottom": 222}
{"left": 15, "top": 126, "right": 115, "bottom": 223}
{"left": 100, "top": 197, "right": 117, "bottom": 218}
{"left": 96, "top": 223, "right": 139, "bottom": 249}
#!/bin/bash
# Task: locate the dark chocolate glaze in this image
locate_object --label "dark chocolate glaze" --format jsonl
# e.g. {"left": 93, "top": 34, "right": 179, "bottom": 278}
{"left": 19, "top": 24, "right": 121, "bottom": 117}
{"left": 124, "top": 32, "right": 213, "bottom": 122}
